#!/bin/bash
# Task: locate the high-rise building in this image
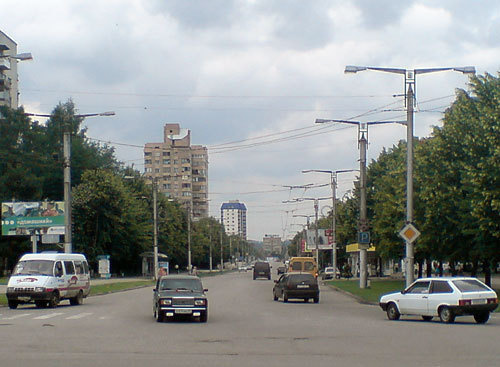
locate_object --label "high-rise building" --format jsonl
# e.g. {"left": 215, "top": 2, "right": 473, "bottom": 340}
{"left": 144, "top": 123, "right": 208, "bottom": 218}
{"left": 0, "top": 30, "right": 20, "bottom": 108}
{"left": 221, "top": 200, "right": 247, "bottom": 239}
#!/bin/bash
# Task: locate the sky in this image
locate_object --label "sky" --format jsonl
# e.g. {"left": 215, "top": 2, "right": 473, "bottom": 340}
{"left": 2, "top": 0, "right": 499, "bottom": 241}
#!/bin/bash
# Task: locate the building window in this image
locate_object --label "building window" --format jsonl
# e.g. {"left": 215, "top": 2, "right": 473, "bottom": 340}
{"left": 154, "top": 152, "right": 161, "bottom": 157}
{"left": 163, "top": 151, "right": 170, "bottom": 156}
{"left": 144, "top": 152, "right": 152, "bottom": 157}
{"left": 163, "top": 167, "right": 170, "bottom": 173}
{"left": 182, "top": 183, "right": 191, "bottom": 188}
{"left": 181, "top": 158, "right": 191, "bottom": 164}
{"left": 145, "top": 159, "right": 152, "bottom": 164}
{"left": 182, "top": 192, "right": 192, "bottom": 197}
{"left": 163, "top": 159, "right": 171, "bottom": 164}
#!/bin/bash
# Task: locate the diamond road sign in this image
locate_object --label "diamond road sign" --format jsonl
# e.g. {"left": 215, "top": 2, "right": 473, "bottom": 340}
{"left": 399, "top": 223, "right": 421, "bottom": 243}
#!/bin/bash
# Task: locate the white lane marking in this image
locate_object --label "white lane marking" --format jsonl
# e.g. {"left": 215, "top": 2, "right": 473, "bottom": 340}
{"left": 2, "top": 313, "right": 32, "bottom": 320}
{"left": 65, "top": 312, "right": 93, "bottom": 320}
{"left": 33, "top": 312, "right": 64, "bottom": 320}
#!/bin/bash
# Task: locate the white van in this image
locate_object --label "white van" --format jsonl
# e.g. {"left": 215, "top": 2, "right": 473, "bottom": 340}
{"left": 6, "top": 253, "right": 91, "bottom": 309}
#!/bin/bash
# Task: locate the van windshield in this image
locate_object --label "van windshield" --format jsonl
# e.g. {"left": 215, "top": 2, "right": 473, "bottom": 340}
{"left": 13, "top": 260, "right": 55, "bottom": 276}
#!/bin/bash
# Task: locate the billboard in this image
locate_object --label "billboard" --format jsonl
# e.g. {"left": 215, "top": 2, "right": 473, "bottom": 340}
{"left": 306, "top": 229, "right": 333, "bottom": 251}
{"left": 1, "top": 201, "right": 65, "bottom": 236}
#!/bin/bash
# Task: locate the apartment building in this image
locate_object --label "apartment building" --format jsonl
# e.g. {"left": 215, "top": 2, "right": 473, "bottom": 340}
{"left": 144, "top": 123, "right": 208, "bottom": 218}
{"left": 221, "top": 200, "right": 247, "bottom": 239}
{"left": 0, "top": 30, "right": 20, "bottom": 108}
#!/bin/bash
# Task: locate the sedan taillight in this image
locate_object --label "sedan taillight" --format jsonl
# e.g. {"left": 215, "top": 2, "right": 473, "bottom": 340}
{"left": 487, "top": 298, "right": 498, "bottom": 304}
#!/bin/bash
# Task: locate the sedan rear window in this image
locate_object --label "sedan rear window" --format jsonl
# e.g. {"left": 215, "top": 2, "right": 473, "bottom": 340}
{"left": 452, "top": 279, "right": 490, "bottom": 292}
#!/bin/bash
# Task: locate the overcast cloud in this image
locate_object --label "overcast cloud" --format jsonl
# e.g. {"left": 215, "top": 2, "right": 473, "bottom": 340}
{"left": 2, "top": 0, "right": 499, "bottom": 241}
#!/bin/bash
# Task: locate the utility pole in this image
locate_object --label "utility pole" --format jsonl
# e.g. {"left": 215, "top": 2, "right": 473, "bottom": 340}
{"left": 314, "top": 199, "right": 319, "bottom": 270}
{"left": 220, "top": 221, "right": 224, "bottom": 272}
{"left": 187, "top": 200, "right": 192, "bottom": 274}
{"left": 344, "top": 64, "right": 474, "bottom": 287}
{"left": 152, "top": 178, "right": 159, "bottom": 280}
{"left": 293, "top": 214, "right": 311, "bottom": 257}
{"left": 63, "top": 127, "right": 72, "bottom": 253}
{"left": 359, "top": 129, "right": 368, "bottom": 289}
{"left": 209, "top": 230, "right": 213, "bottom": 272}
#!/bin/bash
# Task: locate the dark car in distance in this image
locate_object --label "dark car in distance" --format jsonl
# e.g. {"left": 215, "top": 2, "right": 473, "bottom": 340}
{"left": 153, "top": 275, "right": 208, "bottom": 322}
{"left": 273, "top": 273, "right": 319, "bottom": 303}
{"left": 253, "top": 261, "right": 271, "bottom": 280}
{"left": 277, "top": 266, "right": 286, "bottom": 275}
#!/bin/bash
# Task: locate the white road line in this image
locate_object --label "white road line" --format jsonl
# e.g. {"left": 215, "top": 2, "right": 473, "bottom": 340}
{"left": 2, "top": 313, "right": 32, "bottom": 320}
{"left": 33, "top": 312, "right": 64, "bottom": 320}
{"left": 65, "top": 312, "right": 93, "bottom": 320}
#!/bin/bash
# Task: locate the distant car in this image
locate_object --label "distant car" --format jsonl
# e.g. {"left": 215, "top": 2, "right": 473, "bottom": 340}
{"left": 277, "top": 266, "right": 286, "bottom": 275}
{"left": 153, "top": 275, "right": 208, "bottom": 323}
{"left": 238, "top": 265, "right": 247, "bottom": 272}
{"left": 273, "top": 273, "right": 319, "bottom": 303}
{"left": 321, "top": 267, "right": 337, "bottom": 280}
{"left": 253, "top": 261, "right": 271, "bottom": 280}
{"left": 247, "top": 265, "right": 253, "bottom": 271}
{"left": 379, "top": 277, "right": 498, "bottom": 324}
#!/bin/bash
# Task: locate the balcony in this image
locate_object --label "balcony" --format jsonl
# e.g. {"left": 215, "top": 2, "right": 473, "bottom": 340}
{"left": 0, "top": 74, "right": 11, "bottom": 91}
{"left": 0, "top": 58, "right": 10, "bottom": 71}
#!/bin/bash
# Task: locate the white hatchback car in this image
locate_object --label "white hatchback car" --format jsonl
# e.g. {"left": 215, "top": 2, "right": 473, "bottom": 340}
{"left": 379, "top": 277, "right": 498, "bottom": 324}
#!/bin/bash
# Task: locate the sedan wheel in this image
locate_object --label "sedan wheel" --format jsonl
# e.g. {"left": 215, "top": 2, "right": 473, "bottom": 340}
{"left": 439, "top": 306, "right": 455, "bottom": 323}
{"left": 386, "top": 303, "right": 400, "bottom": 320}
{"left": 155, "top": 304, "right": 164, "bottom": 323}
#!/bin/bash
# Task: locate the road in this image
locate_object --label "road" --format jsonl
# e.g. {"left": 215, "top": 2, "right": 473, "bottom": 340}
{"left": 0, "top": 266, "right": 498, "bottom": 367}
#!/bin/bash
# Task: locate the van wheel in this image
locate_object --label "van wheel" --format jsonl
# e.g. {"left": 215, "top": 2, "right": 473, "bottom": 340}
{"left": 439, "top": 306, "right": 455, "bottom": 323}
{"left": 48, "top": 291, "right": 60, "bottom": 308}
{"left": 70, "top": 290, "right": 84, "bottom": 306}
{"left": 8, "top": 300, "right": 18, "bottom": 309}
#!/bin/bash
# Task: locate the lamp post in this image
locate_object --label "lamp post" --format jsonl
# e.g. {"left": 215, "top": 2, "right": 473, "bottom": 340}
{"left": 124, "top": 175, "right": 160, "bottom": 280}
{"left": 26, "top": 111, "right": 115, "bottom": 254}
{"left": 285, "top": 197, "right": 332, "bottom": 269}
{"left": 302, "top": 169, "right": 358, "bottom": 274}
{"left": 0, "top": 52, "right": 32, "bottom": 108}
{"left": 345, "top": 64, "right": 475, "bottom": 287}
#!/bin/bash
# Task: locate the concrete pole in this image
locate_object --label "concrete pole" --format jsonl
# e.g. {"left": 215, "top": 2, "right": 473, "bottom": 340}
{"left": 31, "top": 231, "right": 37, "bottom": 253}
{"left": 187, "top": 200, "right": 192, "bottom": 274}
{"left": 63, "top": 129, "right": 72, "bottom": 253}
{"left": 406, "top": 84, "right": 415, "bottom": 287}
{"left": 209, "top": 231, "right": 213, "bottom": 272}
{"left": 152, "top": 178, "right": 159, "bottom": 280}
{"left": 314, "top": 199, "right": 319, "bottom": 270}
{"left": 359, "top": 133, "right": 368, "bottom": 289}
{"left": 220, "top": 223, "right": 223, "bottom": 272}
{"left": 331, "top": 173, "right": 337, "bottom": 272}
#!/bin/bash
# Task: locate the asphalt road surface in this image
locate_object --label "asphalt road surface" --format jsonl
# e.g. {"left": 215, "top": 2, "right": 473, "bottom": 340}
{"left": 1, "top": 267, "right": 498, "bottom": 367}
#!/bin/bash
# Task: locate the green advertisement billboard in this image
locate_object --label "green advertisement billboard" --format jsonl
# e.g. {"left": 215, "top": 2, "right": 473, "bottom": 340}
{"left": 1, "top": 201, "right": 65, "bottom": 236}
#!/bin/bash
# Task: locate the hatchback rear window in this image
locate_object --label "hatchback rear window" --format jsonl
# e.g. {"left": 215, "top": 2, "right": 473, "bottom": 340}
{"left": 289, "top": 274, "right": 315, "bottom": 284}
{"left": 304, "top": 262, "right": 315, "bottom": 271}
{"left": 452, "top": 279, "right": 490, "bottom": 292}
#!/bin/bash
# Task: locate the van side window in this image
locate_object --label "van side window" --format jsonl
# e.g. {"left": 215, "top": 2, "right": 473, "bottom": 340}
{"left": 83, "top": 261, "right": 89, "bottom": 274}
{"left": 64, "top": 261, "right": 75, "bottom": 275}
{"left": 55, "top": 261, "right": 63, "bottom": 277}
{"left": 74, "top": 261, "right": 84, "bottom": 275}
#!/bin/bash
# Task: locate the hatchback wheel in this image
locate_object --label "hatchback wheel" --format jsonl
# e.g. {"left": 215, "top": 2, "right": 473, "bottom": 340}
{"left": 283, "top": 292, "right": 289, "bottom": 303}
{"left": 439, "top": 306, "right": 455, "bottom": 323}
{"left": 386, "top": 303, "right": 400, "bottom": 320}
{"left": 473, "top": 311, "right": 489, "bottom": 324}
{"left": 273, "top": 292, "right": 278, "bottom": 301}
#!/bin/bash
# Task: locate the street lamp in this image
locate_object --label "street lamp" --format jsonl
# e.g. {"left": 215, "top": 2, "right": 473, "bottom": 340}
{"left": 284, "top": 197, "right": 332, "bottom": 269}
{"left": 345, "top": 64, "right": 475, "bottom": 286}
{"left": 26, "top": 111, "right": 116, "bottom": 254}
{"left": 302, "top": 169, "right": 358, "bottom": 274}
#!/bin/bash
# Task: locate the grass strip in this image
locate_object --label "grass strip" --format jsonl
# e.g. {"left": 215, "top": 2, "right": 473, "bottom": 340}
{"left": 327, "top": 279, "right": 500, "bottom": 312}
{"left": 89, "top": 280, "right": 155, "bottom": 296}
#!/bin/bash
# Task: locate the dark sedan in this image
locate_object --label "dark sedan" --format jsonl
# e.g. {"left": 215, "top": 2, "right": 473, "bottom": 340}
{"left": 273, "top": 273, "right": 319, "bottom": 303}
{"left": 153, "top": 275, "right": 208, "bottom": 322}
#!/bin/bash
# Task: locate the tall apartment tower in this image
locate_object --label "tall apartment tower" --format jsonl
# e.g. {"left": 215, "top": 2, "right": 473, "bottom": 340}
{"left": 262, "top": 235, "right": 282, "bottom": 256}
{"left": 144, "top": 123, "right": 208, "bottom": 218}
{"left": 221, "top": 200, "right": 247, "bottom": 240}
{"left": 0, "top": 30, "right": 20, "bottom": 108}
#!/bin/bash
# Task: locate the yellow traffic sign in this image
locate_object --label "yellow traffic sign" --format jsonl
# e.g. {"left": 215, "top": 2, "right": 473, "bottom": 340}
{"left": 399, "top": 223, "right": 421, "bottom": 243}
